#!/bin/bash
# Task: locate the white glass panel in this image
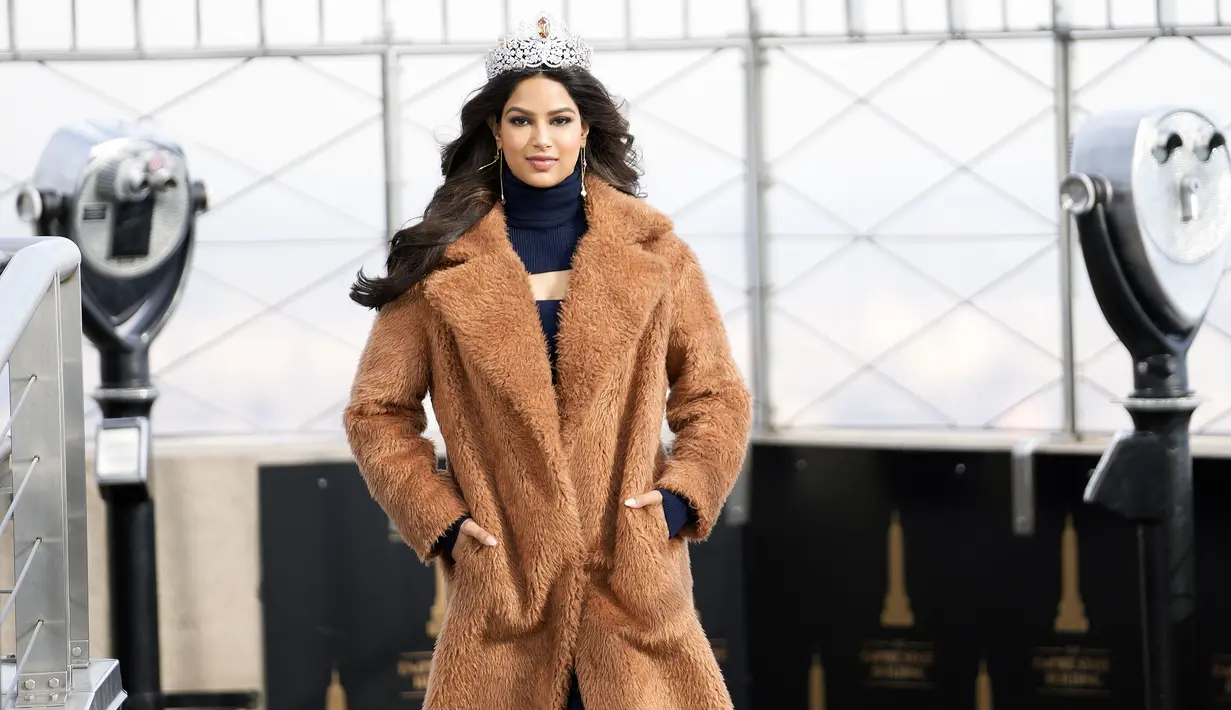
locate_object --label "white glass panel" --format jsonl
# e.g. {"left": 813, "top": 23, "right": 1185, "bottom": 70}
{"left": 633, "top": 109, "right": 745, "bottom": 217}
{"left": 1005, "top": 0, "right": 1053, "bottom": 30}
{"left": 138, "top": 0, "right": 197, "bottom": 50}
{"left": 758, "top": 0, "right": 804, "bottom": 35}
{"left": 322, "top": 0, "right": 381, "bottom": 43}
{"left": 155, "top": 58, "right": 383, "bottom": 176}
{"left": 1187, "top": 328, "right": 1231, "bottom": 431}
{"left": 634, "top": 48, "right": 744, "bottom": 163}
{"left": 276, "top": 119, "right": 386, "bottom": 231}
{"left": 877, "top": 173, "right": 1055, "bottom": 236}
{"left": 764, "top": 187, "right": 855, "bottom": 236}
{"left": 13, "top": 0, "right": 72, "bottom": 51}
{"left": 688, "top": 0, "right": 745, "bottom": 37}
{"left": 768, "top": 312, "right": 863, "bottom": 425}
{"left": 1174, "top": 0, "right": 1219, "bottom": 24}
{"left": 1110, "top": 0, "right": 1159, "bottom": 26}
{"left": 903, "top": 0, "right": 950, "bottom": 33}
{"left": 991, "top": 381, "right": 1063, "bottom": 431}
{"left": 876, "top": 305, "right": 1060, "bottom": 427}
{"left": 1077, "top": 38, "right": 1231, "bottom": 123}
{"left": 0, "top": 2, "right": 8, "bottom": 50}
{"left": 566, "top": 0, "right": 627, "bottom": 41}
{"left": 301, "top": 56, "right": 382, "bottom": 98}
{"left": 1067, "top": 0, "right": 1111, "bottom": 28}
{"left": 881, "top": 235, "right": 1055, "bottom": 301}
{"left": 199, "top": 0, "right": 259, "bottom": 47}
{"left": 629, "top": 0, "right": 684, "bottom": 39}
{"left": 762, "top": 49, "right": 856, "bottom": 163}
{"left": 157, "top": 310, "right": 362, "bottom": 432}
{"left": 769, "top": 234, "right": 853, "bottom": 291}
{"left": 0, "top": 64, "right": 138, "bottom": 180}
{"left": 788, "top": 42, "right": 937, "bottom": 96}
{"left": 859, "top": 0, "right": 905, "bottom": 34}
{"left": 191, "top": 241, "right": 377, "bottom": 306}
{"left": 195, "top": 181, "right": 380, "bottom": 243}
{"left": 979, "top": 38, "right": 1054, "bottom": 88}
{"left": 964, "top": 0, "right": 1009, "bottom": 31}
{"left": 151, "top": 384, "right": 259, "bottom": 437}
{"left": 444, "top": 0, "right": 502, "bottom": 42}
{"left": 772, "top": 103, "right": 953, "bottom": 233}
{"left": 389, "top": 0, "right": 445, "bottom": 43}
{"left": 802, "top": 0, "right": 847, "bottom": 34}
{"left": 968, "top": 111, "right": 1058, "bottom": 224}
{"left": 281, "top": 246, "right": 385, "bottom": 352}
{"left": 148, "top": 269, "right": 269, "bottom": 374}
{"left": 75, "top": 0, "right": 136, "bottom": 50}
{"left": 671, "top": 179, "right": 745, "bottom": 236}
{"left": 969, "top": 243, "right": 1063, "bottom": 356}
{"left": 263, "top": 0, "right": 321, "bottom": 45}
{"left": 772, "top": 239, "right": 960, "bottom": 361}
{"left": 790, "top": 371, "right": 951, "bottom": 428}
{"left": 870, "top": 42, "right": 1054, "bottom": 164}
{"left": 50, "top": 59, "right": 244, "bottom": 116}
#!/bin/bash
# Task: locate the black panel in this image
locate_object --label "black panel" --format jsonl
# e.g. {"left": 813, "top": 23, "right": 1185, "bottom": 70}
{"left": 747, "top": 444, "right": 1016, "bottom": 709}
{"left": 1195, "top": 456, "right": 1231, "bottom": 707}
{"left": 258, "top": 462, "right": 339, "bottom": 710}
{"left": 996, "top": 453, "right": 1143, "bottom": 708}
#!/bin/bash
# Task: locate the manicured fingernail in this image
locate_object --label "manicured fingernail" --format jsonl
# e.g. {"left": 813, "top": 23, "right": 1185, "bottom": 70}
{"left": 625, "top": 498, "right": 636, "bottom": 507}
{"left": 486, "top": 537, "right": 498, "bottom": 546}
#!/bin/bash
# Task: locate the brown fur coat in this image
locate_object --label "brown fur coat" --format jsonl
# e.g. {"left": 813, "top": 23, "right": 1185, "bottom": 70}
{"left": 343, "top": 175, "right": 753, "bottom": 710}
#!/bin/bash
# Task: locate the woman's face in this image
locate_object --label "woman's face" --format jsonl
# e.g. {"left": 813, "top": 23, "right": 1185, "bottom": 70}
{"left": 492, "top": 75, "right": 588, "bottom": 189}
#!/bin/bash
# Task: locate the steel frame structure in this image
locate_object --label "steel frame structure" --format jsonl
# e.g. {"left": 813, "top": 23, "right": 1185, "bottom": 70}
{"left": 3, "top": 0, "right": 1230, "bottom": 440}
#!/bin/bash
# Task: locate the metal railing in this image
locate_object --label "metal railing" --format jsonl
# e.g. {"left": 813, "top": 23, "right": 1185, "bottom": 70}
{"left": 0, "top": 237, "right": 122, "bottom": 710}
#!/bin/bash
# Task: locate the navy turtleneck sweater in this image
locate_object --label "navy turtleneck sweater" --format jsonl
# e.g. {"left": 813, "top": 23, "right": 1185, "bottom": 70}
{"left": 436, "top": 163, "right": 695, "bottom": 551}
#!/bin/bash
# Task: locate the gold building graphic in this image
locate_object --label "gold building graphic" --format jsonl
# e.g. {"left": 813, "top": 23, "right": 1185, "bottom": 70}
{"left": 1055, "top": 513, "right": 1089, "bottom": 634}
{"left": 976, "top": 656, "right": 993, "bottom": 710}
{"left": 326, "top": 664, "right": 347, "bottom": 710}
{"left": 880, "top": 510, "right": 914, "bottom": 628}
{"left": 427, "top": 561, "right": 446, "bottom": 638}
{"left": 808, "top": 652, "right": 825, "bottom": 710}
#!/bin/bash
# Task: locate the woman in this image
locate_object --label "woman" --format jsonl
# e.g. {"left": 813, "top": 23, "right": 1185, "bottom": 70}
{"left": 344, "top": 12, "right": 751, "bottom": 710}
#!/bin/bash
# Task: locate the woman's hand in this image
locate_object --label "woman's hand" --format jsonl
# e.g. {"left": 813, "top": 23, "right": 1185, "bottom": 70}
{"left": 460, "top": 518, "right": 499, "bottom": 547}
{"left": 624, "top": 490, "right": 663, "bottom": 508}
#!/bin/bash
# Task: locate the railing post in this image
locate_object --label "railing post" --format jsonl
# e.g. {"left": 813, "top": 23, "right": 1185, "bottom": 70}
{"left": 58, "top": 268, "right": 89, "bottom": 673}
{"left": 8, "top": 277, "right": 72, "bottom": 704}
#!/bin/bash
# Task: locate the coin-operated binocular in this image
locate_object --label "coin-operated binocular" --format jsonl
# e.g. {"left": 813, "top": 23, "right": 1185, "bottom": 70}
{"left": 15, "top": 121, "right": 252, "bottom": 710}
{"left": 1061, "top": 107, "right": 1231, "bottom": 709}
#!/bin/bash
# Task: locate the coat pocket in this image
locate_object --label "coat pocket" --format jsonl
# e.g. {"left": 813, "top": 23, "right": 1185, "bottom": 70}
{"left": 607, "top": 506, "right": 692, "bottom": 625}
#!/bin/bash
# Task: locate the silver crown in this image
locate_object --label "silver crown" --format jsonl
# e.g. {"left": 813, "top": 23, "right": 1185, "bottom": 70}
{"left": 485, "top": 12, "right": 593, "bottom": 80}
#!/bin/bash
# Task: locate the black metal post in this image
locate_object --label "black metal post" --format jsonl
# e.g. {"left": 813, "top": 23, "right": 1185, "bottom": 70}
{"left": 96, "top": 346, "right": 163, "bottom": 710}
{"left": 1125, "top": 402, "right": 1199, "bottom": 710}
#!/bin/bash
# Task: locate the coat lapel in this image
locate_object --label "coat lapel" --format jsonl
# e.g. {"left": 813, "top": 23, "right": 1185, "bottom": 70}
{"left": 555, "top": 177, "right": 671, "bottom": 440}
{"left": 422, "top": 205, "right": 565, "bottom": 477}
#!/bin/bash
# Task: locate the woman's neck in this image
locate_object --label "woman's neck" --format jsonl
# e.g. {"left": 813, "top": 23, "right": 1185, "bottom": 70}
{"left": 502, "top": 161, "right": 583, "bottom": 229}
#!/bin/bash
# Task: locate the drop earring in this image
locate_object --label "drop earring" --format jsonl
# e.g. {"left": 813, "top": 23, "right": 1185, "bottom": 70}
{"left": 580, "top": 145, "right": 587, "bottom": 198}
{"left": 479, "top": 147, "right": 505, "bottom": 204}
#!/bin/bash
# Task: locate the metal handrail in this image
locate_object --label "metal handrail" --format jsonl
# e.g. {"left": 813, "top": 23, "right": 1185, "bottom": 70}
{"left": 0, "top": 238, "right": 81, "bottom": 365}
{"left": 0, "top": 236, "right": 124, "bottom": 709}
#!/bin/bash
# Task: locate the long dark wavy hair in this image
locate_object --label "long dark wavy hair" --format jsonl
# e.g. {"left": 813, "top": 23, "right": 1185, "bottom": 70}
{"left": 350, "top": 66, "right": 642, "bottom": 310}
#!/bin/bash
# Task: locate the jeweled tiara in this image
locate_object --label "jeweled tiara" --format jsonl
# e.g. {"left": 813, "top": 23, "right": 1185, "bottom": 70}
{"left": 484, "top": 11, "right": 593, "bottom": 80}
